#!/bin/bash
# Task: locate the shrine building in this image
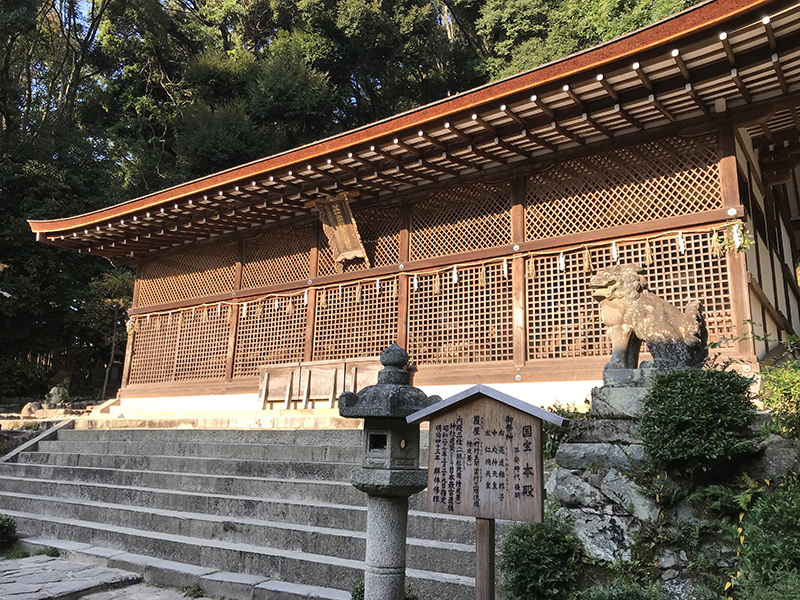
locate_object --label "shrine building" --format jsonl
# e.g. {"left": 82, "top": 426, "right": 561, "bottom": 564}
{"left": 29, "top": 0, "right": 800, "bottom": 417}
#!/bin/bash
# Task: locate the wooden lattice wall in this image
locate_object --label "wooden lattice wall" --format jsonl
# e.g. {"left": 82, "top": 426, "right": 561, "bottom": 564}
{"left": 242, "top": 227, "right": 312, "bottom": 289}
{"left": 526, "top": 135, "right": 721, "bottom": 240}
{"left": 410, "top": 181, "right": 512, "bottom": 261}
{"left": 313, "top": 278, "right": 399, "bottom": 361}
{"left": 138, "top": 243, "right": 237, "bottom": 307}
{"left": 527, "top": 232, "right": 732, "bottom": 361}
{"left": 125, "top": 135, "right": 744, "bottom": 387}
{"left": 233, "top": 294, "right": 307, "bottom": 378}
{"left": 407, "top": 262, "right": 514, "bottom": 364}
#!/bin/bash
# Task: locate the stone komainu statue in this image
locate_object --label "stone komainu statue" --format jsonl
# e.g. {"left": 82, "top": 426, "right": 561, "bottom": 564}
{"left": 589, "top": 263, "right": 708, "bottom": 371}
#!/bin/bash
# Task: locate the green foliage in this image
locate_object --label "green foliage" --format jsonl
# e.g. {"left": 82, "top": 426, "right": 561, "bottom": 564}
{"left": 183, "top": 583, "right": 205, "bottom": 599}
{"left": 543, "top": 403, "right": 583, "bottom": 460}
{"left": 477, "top": 0, "right": 702, "bottom": 79}
{"left": 3, "top": 545, "right": 29, "bottom": 559}
{"left": 739, "top": 475, "right": 800, "bottom": 588}
{"left": 35, "top": 547, "right": 60, "bottom": 558}
{"left": 0, "top": 359, "right": 49, "bottom": 397}
{"left": 633, "top": 467, "right": 687, "bottom": 508}
{"left": 689, "top": 475, "right": 764, "bottom": 518}
{"left": 349, "top": 579, "right": 419, "bottom": 600}
{"left": 761, "top": 360, "right": 800, "bottom": 438}
{"left": 637, "top": 368, "right": 756, "bottom": 472}
{"left": 0, "top": 515, "right": 16, "bottom": 552}
{"left": 578, "top": 581, "right": 664, "bottom": 600}
{"left": 500, "top": 514, "right": 582, "bottom": 599}
{"left": 738, "top": 569, "right": 800, "bottom": 600}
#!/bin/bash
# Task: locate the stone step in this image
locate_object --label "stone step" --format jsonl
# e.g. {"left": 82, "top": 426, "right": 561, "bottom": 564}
{"left": 17, "top": 451, "right": 356, "bottom": 481}
{"left": 5, "top": 511, "right": 474, "bottom": 600}
{"left": 59, "top": 427, "right": 365, "bottom": 446}
{"left": 0, "top": 461, "right": 365, "bottom": 505}
{"left": 35, "top": 440, "right": 364, "bottom": 464}
{"left": 0, "top": 457, "right": 432, "bottom": 512}
{"left": 0, "top": 474, "right": 474, "bottom": 544}
{"left": 0, "top": 491, "right": 474, "bottom": 578}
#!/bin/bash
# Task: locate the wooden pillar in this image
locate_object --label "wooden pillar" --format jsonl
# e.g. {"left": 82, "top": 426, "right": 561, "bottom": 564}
{"left": 120, "top": 326, "right": 135, "bottom": 389}
{"left": 718, "top": 125, "right": 739, "bottom": 210}
{"left": 475, "top": 518, "right": 496, "bottom": 600}
{"left": 131, "top": 264, "right": 142, "bottom": 308}
{"left": 304, "top": 223, "right": 321, "bottom": 362}
{"left": 719, "top": 125, "right": 754, "bottom": 357}
{"left": 511, "top": 176, "right": 527, "bottom": 369}
{"left": 397, "top": 275, "right": 409, "bottom": 350}
{"left": 120, "top": 263, "right": 142, "bottom": 388}
{"left": 532, "top": 419, "right": 544, "bottom": 522}
{"left": 225, "top": 241, "right": 245, "bottom": 381}
{"left": 397, "top": 200, "right": 411, "bottom": 350}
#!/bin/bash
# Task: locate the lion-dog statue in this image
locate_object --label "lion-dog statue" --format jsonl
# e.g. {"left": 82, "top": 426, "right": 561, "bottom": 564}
{"left": 589, "top": 263, "right": 707, "bottom": 371}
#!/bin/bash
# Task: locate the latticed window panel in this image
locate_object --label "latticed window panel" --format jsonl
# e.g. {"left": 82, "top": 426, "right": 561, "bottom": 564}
{"left": 137, "top": 243, "right": 237, "bottom": 307}
{"left": 313, "top": 278, "right": 399, "bottom": 361}
{"left": 527, "top": 231, "right": 733, "bottom": 360}
{"left": 233, "top": 295, "right": 307, "bottom": 378}
{"left": 128, "top": 314, "right": 180, "bottom": 385}
{"left": 173, "top": 306, "right": 232, "bottom": 381}
{"left": 525, "top": 135, "right": 721, "bottom": 241}
{"left": 318, "top": 205, "right": 401, "bottom": 276}
{"left": 410, "top": 181, "right": 512, "bottom": 261}
{"left": 407, "top": 262, "right": 514, "bottom": 365}
{"left": 242, "top": 227, "right": 312, "bottom": 289}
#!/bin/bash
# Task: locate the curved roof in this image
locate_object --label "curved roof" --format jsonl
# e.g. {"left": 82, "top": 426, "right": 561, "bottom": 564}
{"left": 29, "top": 0, "right": 800, "bottom": 263}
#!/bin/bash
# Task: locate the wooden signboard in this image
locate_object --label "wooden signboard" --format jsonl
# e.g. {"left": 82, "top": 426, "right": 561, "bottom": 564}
{"left": 427, "top": 396, "right": 544, "bottom": 522}
{"left": 408, "top": 385, "right": 567, "bottom": 600}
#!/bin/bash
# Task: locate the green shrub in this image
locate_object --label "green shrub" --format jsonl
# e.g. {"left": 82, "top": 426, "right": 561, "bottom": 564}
{"left": 636, "top": 368, "right": 756, "bottom": 472}
{"left": 3, "top": 545, "right": 29, "bottom": 559}
{"left": 35, "top": 547, "right": 60, "bottom": 557}
{"left": 578, "top": 581, "right": 664, "bottom": 600}
{"left": 739, "top": 475, "right": 800, "bottom": 588}
{"left": 0, "top": 358, "right": 49, "bottom": 397}
{"left": 0, "top": 515, "right": 17, "bottom": 552}
{"left": 349, "top": 580, "right": 419, "bottom": 600}
{"left": 761, "top": 360, "right": 800, "bottom": 438}
{"left": 738, "top": 569, "right": 800, "bottom": 600}
{"left": 183, "top": 584, "right": 205, "bottom": 599}
{"left": 543, "top": 403, "right": 583, "bottom": 460}
{"left": 500, "top": 514, "right": 582, "bottom": 600}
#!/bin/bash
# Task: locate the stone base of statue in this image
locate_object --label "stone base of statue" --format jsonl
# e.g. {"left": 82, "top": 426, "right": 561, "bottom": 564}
{"left": 590, "top": 368, "right": 659, "bottom": 417}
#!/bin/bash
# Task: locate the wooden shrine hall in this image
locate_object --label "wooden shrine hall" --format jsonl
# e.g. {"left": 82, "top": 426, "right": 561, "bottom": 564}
{"left": 29, "top": 0, "right": 800, "bottom": 416}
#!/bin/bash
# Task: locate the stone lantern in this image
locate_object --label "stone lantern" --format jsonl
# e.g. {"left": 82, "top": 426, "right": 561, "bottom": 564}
{"left": 338, "top": 344, "right": 437, "bottom": 600}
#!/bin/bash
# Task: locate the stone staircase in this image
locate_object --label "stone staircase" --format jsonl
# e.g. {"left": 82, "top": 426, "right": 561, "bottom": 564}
{"left": 0, "top": 427, "right": 475, "bottom": 599}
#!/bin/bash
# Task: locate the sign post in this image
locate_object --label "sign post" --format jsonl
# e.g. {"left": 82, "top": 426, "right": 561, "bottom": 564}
{"left": 407, "top": 385, "right": 568, "bottom": 600}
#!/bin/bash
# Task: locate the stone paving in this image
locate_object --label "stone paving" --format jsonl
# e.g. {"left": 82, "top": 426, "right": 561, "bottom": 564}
{"left": 80, "top": 583, "right": 211, "bottom": 600}
{"left": 0, "top": 556, "right": 212, "bottom": 600}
